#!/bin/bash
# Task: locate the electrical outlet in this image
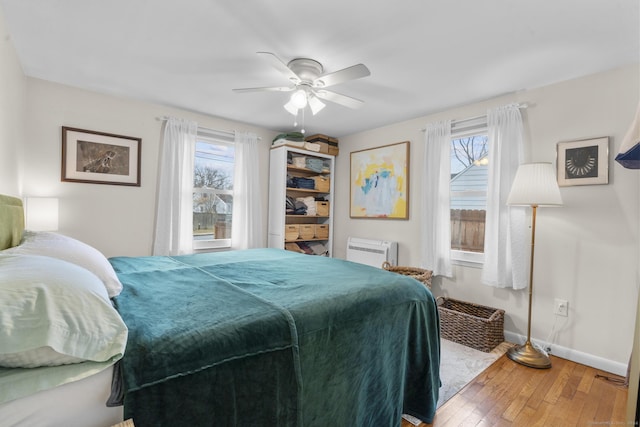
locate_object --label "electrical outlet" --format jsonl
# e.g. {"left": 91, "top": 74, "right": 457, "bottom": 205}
{"left": 554, "top": 298, "right": 568, "bottom": 317}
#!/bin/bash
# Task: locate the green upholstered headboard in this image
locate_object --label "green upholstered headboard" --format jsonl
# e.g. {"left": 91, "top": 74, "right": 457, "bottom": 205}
{"left": 0, "top": 194, "right": 24, "bottom": 250}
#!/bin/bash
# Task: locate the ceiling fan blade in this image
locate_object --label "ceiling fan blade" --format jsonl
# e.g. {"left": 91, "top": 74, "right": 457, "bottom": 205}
{"left": 313, "top": 64, "right": 370, "bottom": 88}
{"left": 232, "top": 86, "right": 295, "bottom": 93}
{"left": 257, "top": 51, "right": 300, "bottom": 83}
{"left": 315, "top": 90, "right": 364, "bottom": 109}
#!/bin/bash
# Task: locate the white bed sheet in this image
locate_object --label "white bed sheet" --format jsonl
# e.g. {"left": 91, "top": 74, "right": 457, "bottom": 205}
{"left": 0, "top": 366, "right": 123, "bottom": 427}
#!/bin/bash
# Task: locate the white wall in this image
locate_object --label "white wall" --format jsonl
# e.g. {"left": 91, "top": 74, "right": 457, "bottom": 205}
{"left": 334, "top": 64, "right": 640, "bottom": 374}
{"left": 21, "top": 78, "right": 277, "bottom": 257}
{"left": 0, "top": 4, "right": 25, "bottom": 197}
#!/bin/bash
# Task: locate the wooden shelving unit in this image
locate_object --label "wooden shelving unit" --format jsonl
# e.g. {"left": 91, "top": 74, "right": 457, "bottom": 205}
{"left": 268, "top": 146, "right": 334, "bottom": 256}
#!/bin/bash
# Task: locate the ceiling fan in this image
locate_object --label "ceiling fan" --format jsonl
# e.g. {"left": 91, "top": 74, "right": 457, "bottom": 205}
{"left": 233, "top": 52, "right": 371, "bottom": 116}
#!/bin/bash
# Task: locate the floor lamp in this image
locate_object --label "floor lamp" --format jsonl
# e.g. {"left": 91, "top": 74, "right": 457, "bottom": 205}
{"left": 506, "top": 163, "right": 563, "bottom": 369}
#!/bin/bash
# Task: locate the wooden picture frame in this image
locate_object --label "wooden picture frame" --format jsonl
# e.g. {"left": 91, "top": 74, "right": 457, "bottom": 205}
{"left": 350, "top": 141, "right": 409, "bottom": 219}
{"left": 556, "top": 137, "right": 608, "bottom": 187}
{"left": 62, "top": 126, "right": 141, "bottom": 186}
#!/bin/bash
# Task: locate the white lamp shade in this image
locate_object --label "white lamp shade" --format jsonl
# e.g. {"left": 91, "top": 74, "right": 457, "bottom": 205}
{"left": 507, "top": 163, "right": 563, "bottom": 207}
{"left": 25, "top": 197, "right": 59, "bottom": 231}
{"left": 308, "top": 94, "right": 326, "bottom": 115}
{"left": 283, "top": 101, "right": 298, "bottom": 116}
{"left": 290, "top": 89, "right": 308, "bottom": 109}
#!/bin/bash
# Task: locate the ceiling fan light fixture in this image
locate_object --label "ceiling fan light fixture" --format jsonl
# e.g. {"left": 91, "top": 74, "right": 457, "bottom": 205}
{"left": 308, "top": 94, "right": 326, "bottom": 115}
{"left": 283, "top": 100, "right": 299, "bottom": 116}
{"left": 290, "top": 88, "right": 308, "bottom": 109}
{"left": 234, "top": 53, "right": 370, "bottom": 118}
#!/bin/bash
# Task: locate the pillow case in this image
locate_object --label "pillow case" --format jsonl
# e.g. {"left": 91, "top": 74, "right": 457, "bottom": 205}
{"left": 2, "top": 231, "right": 123, "bottom": 297}
{"left": 0, "top": 254, "right": 128, "bottom": 368}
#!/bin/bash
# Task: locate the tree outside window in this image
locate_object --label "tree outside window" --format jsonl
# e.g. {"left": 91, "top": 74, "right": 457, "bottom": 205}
{"left": 193, "top": 139, "right": 235, "bottom": 243}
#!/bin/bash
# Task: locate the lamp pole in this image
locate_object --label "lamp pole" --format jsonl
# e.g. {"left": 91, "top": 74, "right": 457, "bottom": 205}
{"left": 507, "top": 203, "right": 552, "bottom": 369}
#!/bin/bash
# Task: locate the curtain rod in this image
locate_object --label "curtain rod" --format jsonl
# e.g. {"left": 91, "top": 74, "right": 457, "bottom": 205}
{"left": 155, "top": 116, "right": 262, "bottom": 140}
{"left": 420, "top": 103, "right": 528, "bottom": 132}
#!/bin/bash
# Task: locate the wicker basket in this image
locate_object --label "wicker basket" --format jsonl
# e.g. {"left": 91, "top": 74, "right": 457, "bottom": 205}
{"left": 382, "top": 262, "right": 433, "bottom": 288}
{"left": 437, "top": 297, "right": 504, "bottom": 352}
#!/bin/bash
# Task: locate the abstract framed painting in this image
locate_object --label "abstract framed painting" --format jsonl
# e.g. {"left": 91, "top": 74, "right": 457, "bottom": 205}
{"left": 61, "top": 126, "right": 141, "bottom": 186}
{"left": 350, "top": 141, "right": 409, "bottom": 219}
{"left": 556, "top": 137, "right": 608, "bottom": 187}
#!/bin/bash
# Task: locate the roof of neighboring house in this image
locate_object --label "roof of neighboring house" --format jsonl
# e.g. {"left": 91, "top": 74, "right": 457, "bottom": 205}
{"left": 450, "top": 161, "right": 488, "bottom": 210}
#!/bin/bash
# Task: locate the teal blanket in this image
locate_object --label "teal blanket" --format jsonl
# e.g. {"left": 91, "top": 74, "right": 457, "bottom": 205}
{"left": 111, "top": 249, "right": 440, "bottom": 426}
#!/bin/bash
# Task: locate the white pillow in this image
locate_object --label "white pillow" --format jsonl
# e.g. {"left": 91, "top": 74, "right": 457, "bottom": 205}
{"left": 0, "top": 254, "right": 128, "bottom": 368}
{"left": 3, "top": 231, "right": 123, "bottom": 297}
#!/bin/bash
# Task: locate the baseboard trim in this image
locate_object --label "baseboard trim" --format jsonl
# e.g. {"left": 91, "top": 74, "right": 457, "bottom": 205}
{"left": 504, "top": 331, "right": 628, "bottom": 377}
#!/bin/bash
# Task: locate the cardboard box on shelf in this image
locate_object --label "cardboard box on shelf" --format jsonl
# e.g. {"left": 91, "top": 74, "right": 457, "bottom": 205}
{"left": 305, "top": 134, "right": 339, "bottom": 156}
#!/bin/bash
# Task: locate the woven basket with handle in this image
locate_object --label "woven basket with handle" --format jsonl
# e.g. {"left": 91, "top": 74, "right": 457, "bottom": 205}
{"left": 382, "top": 261, "right": 433, "bottom": 288}
{"left": 436, "top": 297, "right": 505, "bottom": 352}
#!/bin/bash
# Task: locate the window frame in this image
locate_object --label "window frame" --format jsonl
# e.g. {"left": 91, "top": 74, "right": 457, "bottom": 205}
{"left": 449, "top": 121, "right": 488, "bottom": 267}
{"left": 192, "top": 131, "right": 235, "bottom": 251}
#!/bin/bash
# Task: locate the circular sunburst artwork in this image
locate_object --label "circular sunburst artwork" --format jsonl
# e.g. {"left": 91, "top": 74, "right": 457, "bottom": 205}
{"left": 565, "top": 146, "right": 598, "bottom": 179}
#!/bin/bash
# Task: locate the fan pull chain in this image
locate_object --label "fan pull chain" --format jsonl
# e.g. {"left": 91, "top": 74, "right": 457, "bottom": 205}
{"left": 292, "top": 108, "right": 306, "bottom": 134}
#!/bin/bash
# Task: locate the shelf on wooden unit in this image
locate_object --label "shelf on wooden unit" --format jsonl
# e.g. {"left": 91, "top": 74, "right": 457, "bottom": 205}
{"left": 286, "top": 215, "right": 330, "bottom": 218}
{"left": 286, "top": 187, "right": 329, "bottom": 194}
{"left": 284, "top": 238, "right": 330, "bottom": 243}
{"left": 287, "top": 165, "right": 330, "bottom": 175}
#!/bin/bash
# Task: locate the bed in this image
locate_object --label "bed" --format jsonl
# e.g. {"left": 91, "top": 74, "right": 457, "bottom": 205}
{"left": 0, "top": 194, "right": 441, "bottom": 426}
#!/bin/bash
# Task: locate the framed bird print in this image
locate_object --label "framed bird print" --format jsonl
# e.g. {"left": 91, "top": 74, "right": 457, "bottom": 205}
{"left": 61, "top": 126, "right": 141, "bottom": 186}
{"left": 556, "top": 137, "right": 608, "bottom": 187}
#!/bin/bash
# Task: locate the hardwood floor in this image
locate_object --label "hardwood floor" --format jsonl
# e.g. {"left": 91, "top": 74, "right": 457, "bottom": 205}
{"left": 403, "top": 354, "right": 629, "bottom": 426}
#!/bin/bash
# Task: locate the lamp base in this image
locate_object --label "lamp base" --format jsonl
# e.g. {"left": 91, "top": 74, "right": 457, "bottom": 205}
{"left": 507, "top": 342, "right": 552, "bottom": 369}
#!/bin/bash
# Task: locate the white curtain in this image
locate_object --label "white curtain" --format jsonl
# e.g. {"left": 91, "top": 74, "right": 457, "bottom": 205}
{"left": 152, "top": 117, "right": 197, "bottom": 256}
{"left": 231, "top": 131, "right": 264, "bottom": 249}
{"left": 481, "top": 104, "right": 528, "bottom": 289}
{"left": 421, "top": 119, "right": 453, "bottom": 277}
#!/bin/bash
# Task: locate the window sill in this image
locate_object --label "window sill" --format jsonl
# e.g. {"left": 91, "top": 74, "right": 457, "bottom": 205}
{"left": 451, "top": 250, "right": 484, "bottom": 268}
{"left": 193, "top": 238, "right": 231, "bottom": 251}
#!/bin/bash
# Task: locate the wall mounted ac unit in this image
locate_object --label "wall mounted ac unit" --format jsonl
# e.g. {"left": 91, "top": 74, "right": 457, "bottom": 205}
{"left": 346, "top": 237, "right": 398, "bottom": 268}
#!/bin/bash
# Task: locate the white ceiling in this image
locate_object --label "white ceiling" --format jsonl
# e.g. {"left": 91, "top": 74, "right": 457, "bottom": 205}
{"left": 2, "top": 1, "right": 638, "bottom": 138}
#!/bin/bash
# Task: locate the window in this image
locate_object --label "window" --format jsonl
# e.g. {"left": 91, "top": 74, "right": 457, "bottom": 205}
{"left": 450, "top": 123, "right": 488, "bottom": 264}
{"left": 193, "top": 131, "right": 235, "bottom": 249}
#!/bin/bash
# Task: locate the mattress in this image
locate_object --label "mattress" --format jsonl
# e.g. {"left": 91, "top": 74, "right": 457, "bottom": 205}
{"left": 0, "top": 366, "right": 123, "bottom": 427}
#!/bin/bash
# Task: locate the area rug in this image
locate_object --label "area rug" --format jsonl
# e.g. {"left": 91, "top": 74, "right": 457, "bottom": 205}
{"left": 402, "top": 339, "right": 513, "bottom": 425}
